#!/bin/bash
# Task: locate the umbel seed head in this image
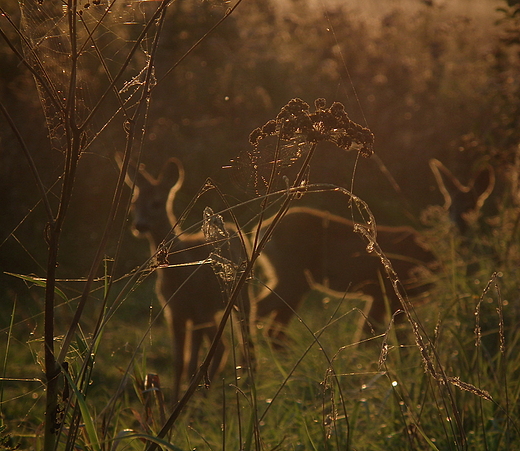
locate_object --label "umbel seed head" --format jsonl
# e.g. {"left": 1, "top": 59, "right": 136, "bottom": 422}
{"left": 249, "top": 98, "right": 374, "bottom": 157}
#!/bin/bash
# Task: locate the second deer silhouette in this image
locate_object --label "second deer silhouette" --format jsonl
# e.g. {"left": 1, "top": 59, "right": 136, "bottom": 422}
{"left": 254, "top": 159, "right": 496, "bottom": 341}
{"left": 255, "top": 206, "right": 437, "bottom": 342}
{"left": 120, "top": 156, "right": 258, "bottom": 401}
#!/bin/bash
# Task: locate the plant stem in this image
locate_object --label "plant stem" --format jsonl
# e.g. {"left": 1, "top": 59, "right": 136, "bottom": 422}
{"left": 43, "top": 225, "right": 59, "bottom": 451}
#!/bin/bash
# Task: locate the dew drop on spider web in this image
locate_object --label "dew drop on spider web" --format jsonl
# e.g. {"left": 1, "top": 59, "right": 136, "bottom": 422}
{"left": 202, "top": 206, "right": 228, "bottom": 243}
{"left": 19, "top": 0, "right": 161, "bottom": 152}
{"left": 225, "top": 136, "right": 310, "bottom": 196}
{"left": 202, "top": 207, "right": 238, "bottom": 286}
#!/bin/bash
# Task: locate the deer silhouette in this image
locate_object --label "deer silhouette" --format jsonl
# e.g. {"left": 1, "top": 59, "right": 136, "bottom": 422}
{"left": 429, "top": 158, "right": 495, "bottom": 234}
{"left": 119, "top": 155, "right": 258, "bottom": 400}
{"left": 255, "top": 206, "right": 437, "bottom": 341}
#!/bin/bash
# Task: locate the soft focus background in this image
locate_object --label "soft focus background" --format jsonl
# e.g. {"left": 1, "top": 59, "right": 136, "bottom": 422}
{"left": 2, "top": 0, "right": 515, "bottom": 289}
{"left": 1, "top": 0, "right": 520, "bottom": 448}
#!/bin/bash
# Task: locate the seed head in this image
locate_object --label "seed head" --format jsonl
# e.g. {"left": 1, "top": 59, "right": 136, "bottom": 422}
{"left": 251, "top": 98, "right": 374, "bottom": 157}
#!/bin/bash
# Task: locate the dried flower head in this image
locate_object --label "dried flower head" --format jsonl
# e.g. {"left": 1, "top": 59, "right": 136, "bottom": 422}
{"left": 315, "top": 98, "right": 327, "bottom": 110}
{"left": 249, "top": 127, "right": 265, "bottom": 145}
{"left": 253, "top": 98, "right": 374, "bottom": 157}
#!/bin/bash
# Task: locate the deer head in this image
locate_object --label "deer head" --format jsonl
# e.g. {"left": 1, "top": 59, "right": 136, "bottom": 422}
{"left": 116, "top": 153, "right": 185, "bottom": 247}
{"left": 429, "top": 158, "right": 495, "bottom": 234}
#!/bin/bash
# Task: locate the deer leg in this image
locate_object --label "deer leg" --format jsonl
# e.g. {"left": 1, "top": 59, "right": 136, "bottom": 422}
{"left": 172, "top": 318, "right": 186, "bottom": 402}
{"left": 256, "top": 293, "right": 295, "bottom": 345}
{"left": 184, "top": 324, "right": 227, "bottom": 391}
{"left": 186, "top": 326, "right": 204, "bottom": 384}
{"left": 256, "top": 279, "right": 308, "bottom": 346}
{"left": 207, "top": 326, "right": 226, "bottom": 383}
{"left": 267, "top": 308, "right": 294, "bottom": 345}
{"left": 235, "top": 290, "right": 256, "bottom": 374}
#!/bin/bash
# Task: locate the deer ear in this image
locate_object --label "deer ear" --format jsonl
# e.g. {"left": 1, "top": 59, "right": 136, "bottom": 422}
{"left": 115, "top": 152, "right": 152, "bottom": 189}
{"left": 158, "top": 157, "right": 185, "bottom": 192}
{"left": 430, "top": 158, "right": 496, "bottom": 233}
{"left": 115, "top": 151, "right": 133, "bottom": 188}
{"left": 472, "top": 164, "right": 495, "bottom": 212}
{"left": 115, "top": 151, "right": 128, "bottom": 176}
{"left": 429, "top": 158, "right": 459, "bottom": 210}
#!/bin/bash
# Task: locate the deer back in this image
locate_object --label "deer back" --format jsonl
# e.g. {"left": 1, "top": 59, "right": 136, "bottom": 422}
{"left": 256, "top": 206, "right": 436, "bottom": 331}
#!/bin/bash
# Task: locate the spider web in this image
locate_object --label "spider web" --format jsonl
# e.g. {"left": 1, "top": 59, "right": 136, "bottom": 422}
{"left": 227, "top": 136, "right": 312, "bottom": 196}
{"left": 18, "top": 0, "right": 161, "bottom": 153}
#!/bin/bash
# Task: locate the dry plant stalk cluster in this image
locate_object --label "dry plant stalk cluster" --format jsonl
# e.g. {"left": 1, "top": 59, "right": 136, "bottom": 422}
{"left": 250, "top": 98, "right": 374, "bottom": 157}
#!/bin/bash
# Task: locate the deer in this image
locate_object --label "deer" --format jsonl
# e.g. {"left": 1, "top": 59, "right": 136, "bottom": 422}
{"left": 427, "top": 157, "right": 498, "bottom": 277}
{"left": 254, "top": 206, "right": 438, "bottom": 342}
{"left": 429, "top": 158, "right": 495, "bottom": 234}
{"left": 118, "top": 155, "right": 267, "bottom": 401}
{"left": 252, "top": 160, "right": 496, "bottom": 342}
{"left": 251, "top": 159, "right": 497, "bottom": 343}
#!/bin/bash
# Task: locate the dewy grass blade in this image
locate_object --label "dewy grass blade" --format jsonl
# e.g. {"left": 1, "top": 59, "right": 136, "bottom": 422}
{"left": 5, "top": 272, "right": 68, "bottom": 303}
{"left": 62, "top": 368, "right": 101, "bottom": 451}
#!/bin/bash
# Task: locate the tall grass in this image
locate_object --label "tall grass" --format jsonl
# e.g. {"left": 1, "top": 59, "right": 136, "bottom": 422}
{"left": 1, "top": 0, "right": 520, "bottom": 450}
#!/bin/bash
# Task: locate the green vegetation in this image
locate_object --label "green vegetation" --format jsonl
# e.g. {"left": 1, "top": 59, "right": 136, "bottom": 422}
{"left": 1, "top": 0, "right": 520, "bottom": 449}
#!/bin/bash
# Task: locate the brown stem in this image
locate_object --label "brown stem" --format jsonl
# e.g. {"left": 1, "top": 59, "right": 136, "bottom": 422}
{"left": 43, "top": 226, "right": 59, "bottom": 451}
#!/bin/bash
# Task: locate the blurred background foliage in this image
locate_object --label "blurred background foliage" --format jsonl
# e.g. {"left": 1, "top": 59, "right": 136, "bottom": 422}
{"left": 1, "top": 0, "right": 519, "bottom": 313}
